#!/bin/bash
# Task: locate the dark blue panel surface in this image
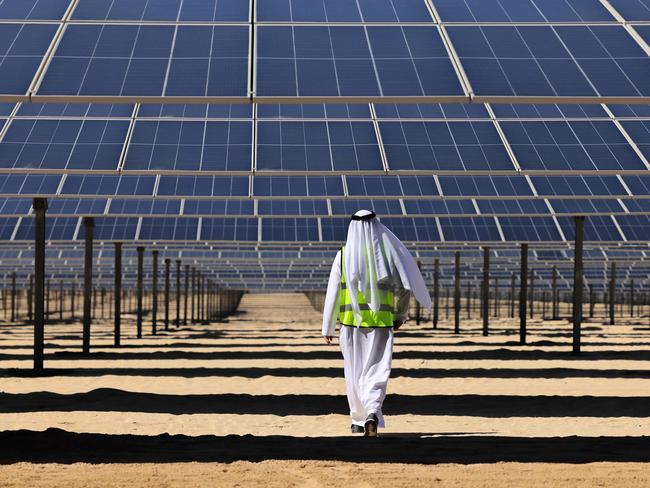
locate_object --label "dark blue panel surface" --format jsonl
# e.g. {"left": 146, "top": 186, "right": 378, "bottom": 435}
{"left": 607, "top": 104, "right": 650, "bottom": 118}
{"left": 61, "top": 174, "right": 156, "bottom": 195}
{"left": 73, "top": 0, "right": 249, "bottom": 21}
{"left": 374, "top": 103, "right": 489, "bottom": 119}
{"left": 183, "top": 200, "right": 254, "bottom": 215}
{"left": 558, "top": 216, "right": 623, "bottom": 241}
{"left": 253, "top": 176, "right": 344, "bottom": 197}
{"left": 262, "top": 218, "right": 318, "bottom": 241}
{"left": 256, "top": 0, "right": 433, "bottom": 22}
{"left": 439, "top": 217, "right": 501, "bottom": 241}
{"left": 17, "top": 103, "right": 134, "bottom": 117}
{"left": 403, "top": 199, "right": 476, "bottom": 215}
{"left": 0, "top": 173, "right": 61, "bottom": 195}
{"left": 439, "top": 176, "right": 533, "bottom": 196}
{"left": 620, "top": 120, "right": 650, "bottom": 162}
{"left": 499, "top": 217, "right": 561, "bottom": 241}
{"left": 622, "top": 175, "right": 650, "bottom": 195}
{"left": 449, "top": 25, "right": 649, "bottom": 98}
{"left": 0, "top": 198, "right": 31, "bottom": 215}
{"left": 381, "top": 121, "right": 513, "bottom": 171}
{"left": 320, "top": 217, "right": 351, "bottom": 241}
{"left": 382, "top": 217, "right": 440, "bottom": 241}
{"left": 257, "top": 200, "right": 328, "bottom": 215}
{"left": 156, "top": 176, "right": 249, "bottom": 197}
{"left": 550, "top": 199, "right": 625, "bottom": 214}
{"left": 501, "top": 121, "right": 645, "bottom": 171}
{"left": 531, "top": 175, "right": 627, "bottom": 196}
{"left": 257, "top": 121, "right": 382, "bottom": 172}
{"left": 330, "top": 199, "right": 403, "bottom": 216}
{"left": 15, "top": 216, "right": 78, "bottom": 241}
{"left": 257, "top": 104, "right": 371, "bottom": 119}
{"left": 477, "top": 199, "right": 548, "bottom": 214}
{"left": 137, "top": 104, "right": 252, "bottom": 118}
{"left": 0, "top": 0, "right": 71, "bottom": 19}
{"left": 0, "top": 218, "right": 17, "bottom": 240}
{"left": 607, "top": 0, "right": 650, "bottom": 20}
{"left": 202, "top": 218, "right": 258, "bottom": 241}
{"left": 615, "top": 215, "right": 650, "bottom": 241}
{"left": 346, "top": 175, "right": 438, "bottom": 196}
{"left": 256, "top": 26, "right": 463, "bottom": 98}
{"left": 125, "top": 120, "right": 252, "bottom": 172}
{"left": 139, "top": 217, "right": 198, "bottom": 240}
{"left": 491, "top": 104, "right": 608, "bottom": 119}
{"left": 39, "top": 25, "right": 248, "bottom": 97}
{"left": 108, "top": 199, "right": 181, "bottom": 215}
{"left": 95, "top": 217, "right": 138, "bottom": 240}
{"left": 48, "top": 198, "right": 108, "bottom": 215}
{"left": 432, "top": 0, "right": 613, "bottom": 22}
{"left": 0, "top": 119, "right": 128, "bottom": 170}
{"left": 0, "top": 23, "right": 57, "bottom": 95}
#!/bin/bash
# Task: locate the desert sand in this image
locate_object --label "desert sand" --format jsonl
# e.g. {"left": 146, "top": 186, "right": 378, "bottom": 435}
{"left": 1, "top": 292, "right": 650, "bottom": 486}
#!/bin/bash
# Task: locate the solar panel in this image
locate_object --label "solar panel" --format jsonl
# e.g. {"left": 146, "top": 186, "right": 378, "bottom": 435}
{"left": 94, "top": 216, "right": 138, "bottom": 240}
{"left": 607, "top": 0, "right": 650, "bottom": 21}
{"left": 438, "top": 175, "right": 533, "bottom": 197}
{"left": 557, "top": 215, "right": 623, "bottom": 241}
{"left": 382, "top": 216, "right": 440, "bottom": 241}
{"left": 61, "top": 174, "right": 155, "bottom": 196}
{"left": 615, "top": 215, "right": 650, "bottom": 241}
{"left": 491, "top": 103, "right": 608, "bottom": 119}
{"left": 0, "top": 197, "right": 31, "bottom": 215}
{"left": 0, "top": 173, "right": 60, "bottom": 195}
{"left": 137, "top": 104, "right": 253, "bottom": 119}
{"left": 201, "top": 218, "right": 258, "bottom": 241}
{"left": 256, "top": 0, "right": 434, "bottom": 22}
{"left": 500, "top": 120, "right": 646, "bottom": 172}
{"left": 183, "top": 199, "right": 254, "bottom": 215}
{"left": 262, "top": 217, "right": 318, "bottom": 241}
{"left": 403, "top": 199, "right": 476, "bottom": 215}
{"left": 256, "top": 120, "right": 382, "bottom": 172}
{"left": 531, "top": 175, "right": 628, "bottom": 196}
{"left": 607, "top": 103, "right": 650, "bottom": 117}
{"left": 380, "top": 120, "right": 513, "bottom": 171}
{"left": 431, "top": 0, "right": 614, "bottom": 22}
{"left": 257, "top": 104, "right": 371, "bottom": 119}
{"left": 16, "top": 103, "right": 134, "bottom": 117}
{"left": 253, "top": 175, "right": 344, "bottom": 197}
{"left": 0, "top": 23, "right": 57, "bottom": 96}
{"left": 255, "top": 26, "right": 464, "bottom": 99}
{"left": 330, "top": 199, "right": 403, "bottom": 216}
{"left": 72, "top": 0, "right": 250, "bottom": 22}
{"left": 124, "top": 120, "right": 252, "bottom": 172}
{"left": 346, "top": 175, "right": 438, "bottom": 197}
{"left": 157, "top": 175, "right": 249, "bottom": 197}
{"left": 37, "top": 24, "right": 249, "bottom": 99}
{"left": 108, "top": 199, "right": 181, "bottom": 215}
{"left": 549, "top": 199, "right": 626, "bottom": 214}
{"left": 0, "top": 0, "right": 71, "bottom": 20}
{"left": 14, "top": 216, "right": 78, "bottom": 241}
{"left": 48, "top": 198, "right": 107, "bottom": 215}
{"left": 618, "top": 120, "right": 650, "bottom": 162}
{"left": 0, "top": 218, "right": 17, "bottom": 240}
{"left": 257, "top": 200, "right": 328, "bottom": 215}
{"left": 476, "top": 199, "right": 549, "bottom": 214}
{"left": 0, "top": 118, "right": 129, "bottom": 170}
{"left": 139, "top": 217, "right": 198, "bottom": 240}
{"left": 447, "top": 25, "right": 650, "bottom": 100}
{"left": 622, "top": 175, "right": 650, "bottom": 196}
{"left": 439, "top": 216, "right": 501, "bottom": 241}
{"left": 374, "top": 103, "right": 489, "bottom": 119}
{"left": 498, "top": 216, "right": 562, "bottom": 241}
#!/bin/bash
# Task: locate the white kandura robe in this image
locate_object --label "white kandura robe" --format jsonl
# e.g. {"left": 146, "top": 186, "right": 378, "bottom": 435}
{"left": 322, "top": 250, "right": 411, "bottom": 427}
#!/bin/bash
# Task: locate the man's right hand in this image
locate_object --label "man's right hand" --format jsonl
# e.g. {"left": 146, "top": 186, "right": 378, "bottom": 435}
{"left": 324, "top": 336, "right": 334, "bottom": 344}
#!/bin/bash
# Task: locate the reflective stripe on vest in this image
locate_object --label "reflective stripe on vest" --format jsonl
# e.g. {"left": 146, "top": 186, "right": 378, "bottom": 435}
{"left": 339, "top": 246, "right": 394, "bottom": 328}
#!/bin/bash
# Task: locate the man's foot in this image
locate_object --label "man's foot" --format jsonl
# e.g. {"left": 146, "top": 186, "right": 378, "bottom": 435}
{"left": 364, "top": 414, "right": 378, "bottom": 437}
{"left": 351, "top": 424, "right": 364, "bottom": 434}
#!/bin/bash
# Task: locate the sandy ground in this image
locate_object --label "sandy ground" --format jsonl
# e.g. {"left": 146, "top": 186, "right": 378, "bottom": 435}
{"left": 1, "top": 293, "right": 650, "bottom": 486}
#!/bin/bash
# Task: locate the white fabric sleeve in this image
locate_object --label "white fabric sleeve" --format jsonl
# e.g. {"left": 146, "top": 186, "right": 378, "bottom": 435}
{"left": 321, "top": 250, "right": 342, "bottom": 337}
{"left": 394, "top": 288, "right": 412, "bottom": 323}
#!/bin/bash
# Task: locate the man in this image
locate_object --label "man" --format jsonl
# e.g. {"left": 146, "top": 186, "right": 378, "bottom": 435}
{"left": 321, "top": 210, "right": 432, "bottom": 437}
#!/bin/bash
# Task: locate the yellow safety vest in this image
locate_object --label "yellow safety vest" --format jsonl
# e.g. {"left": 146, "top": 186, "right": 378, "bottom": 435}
{"left": 339, "top": 246, "right": 394, "bottom": 327}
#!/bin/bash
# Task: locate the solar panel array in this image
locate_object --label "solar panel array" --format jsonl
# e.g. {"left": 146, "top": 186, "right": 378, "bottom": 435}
{"left": 0, "top": 0, "right": 648, "bottom": 288}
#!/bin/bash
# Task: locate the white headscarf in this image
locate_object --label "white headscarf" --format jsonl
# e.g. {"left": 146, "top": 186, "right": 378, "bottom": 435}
{"left": 343, "top": 210, "right": 432, "bottom": 324}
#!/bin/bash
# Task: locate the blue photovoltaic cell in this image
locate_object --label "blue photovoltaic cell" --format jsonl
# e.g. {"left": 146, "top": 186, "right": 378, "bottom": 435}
{"left": 403, "top": 199, "right": 476, "bottom": 215}
{"left": 501, "top": 121, "right": 645, "bottom": 172}
{"left": 531, "top": 175, "right": 627, "bottom": 196}
{"left": 108, "top": 199, "right": 181, "bottom": 215}
{"left": 615, "top": 215, "right": 650, "bottom": 241}
{"left": 550, "top": 199, "right": 625, "bottom": 214}
{"left": 0, "top": 218, "right": 17, "bottom": 240}
{"left": 439, "top": 217, "right": 501, "bottom": 241}
{"left": 94, "top": 217, "right": 138, "bottom": 240}
{"left": 607, "top": 104, "right": 650, "bottom": 118}
{"left": 374, "top": 103, "right": 489, "bottom": 119}
{"left": 320, "top": 217, "right": 352, "bottom": 241}
{"left": 608, "top": 0, "right": 650, "bottom": 20}
{"left": 39, "top": 24, "right": 249, "bottom": 97}
{"left": 0, "top": 173, "right": 61, "bottom": 195}
{"left": 156, "top": 176, "right": 249, "bottom": 197}
{"left": 557, "top": 216, "right": 623, "bottom": 241}
{"left": 438, "top": 176, "right": 533, "bottom": 197}
{"left": 124, "top": 120, "right": 252, "bottom": 172}
{"left": 448, "top": 26, "right": 650, "bottom": 98}
{"left": 382, "top": 217, "right": 440, "bottom": 241}
{"left": 14, "top": 216, "right": 78, "bottom": 241}
{"left": 257, "top": 121, "right": 382, "bottom": 172}
{"left": 431, "top": 0, "right": 614, "bottom": 22}
{"left": 619, "top": 199, "right": 650, "bottom": 212}
{"left": 256, "top": 0, "right": 433, "bottom": 22}
{"left": 256, "top": 26, "right": 463, "bottom": 98}
{"left": 262, "top": 218, "right": 319, "bottom": 241}
{"left": 380, "top": 121, "right": 513, "bottom": 171}
{"left": 0, "top": 119, "right": 129, "bottom": 170}
{"left": 61, "top": 175, "right": 156, "bottom": 196}
{"left": 0, "top": 198, "right": 31, "bottom": 214}
{"left": 498, "top": 217, "right": 561, "bottom": 241}
{"left": 48, "top": 198, "right": 108, "bottom": 215}
{"left": 0, "top": 23, "right": 57, "bottom": 95}
{"left": 622, "top": 175, "right": 650, "bottom": 195}
{"left": 183, "top": 200, "right": 254, "bottom": 215}
{"left": 0, "top": 0, "right": 71, "bottom": 20}
{"left": 257, "top": 104, "right": 371, "bottom": 119}
{"left": 477, "top": 199, "right": 549, "bottom": 214}
{"left": 139, "top": 217, "right": 198, "bottom": 240}
{"left": 257, "top": 200, "right": 328, "bottom": 215}
{"left": 330, "top": 199, "right": 403, "bottom": 216}
{"left": 137, "top": 104, "right": 252, "bottom": 119}
{"left": 253, "top": 176, "right": 344, "bottom": 197}
{"left": 73, "top": 0, "right": 250, "bottom": 22}
{"left": 619, "top": 121, "right": 650, "bottom": 161}
{"left": 491, "top": 104, "right": 608, "bottom": 119}
{"left": 346, "top": 175, "right": 438, "bottom": 197}
{"left": 17, "top": 103, "right": 134, "bottom": 117}
{"left": 202, "top": 218, "right": 258, "bottom": 241}
{"left": 0, "top": 104, "right": 15, "bottom": 117}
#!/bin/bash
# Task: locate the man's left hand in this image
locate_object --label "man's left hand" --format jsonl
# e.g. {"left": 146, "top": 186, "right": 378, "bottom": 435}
{"left": 393, "top": 320, "right": 403, "bottom": 330}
